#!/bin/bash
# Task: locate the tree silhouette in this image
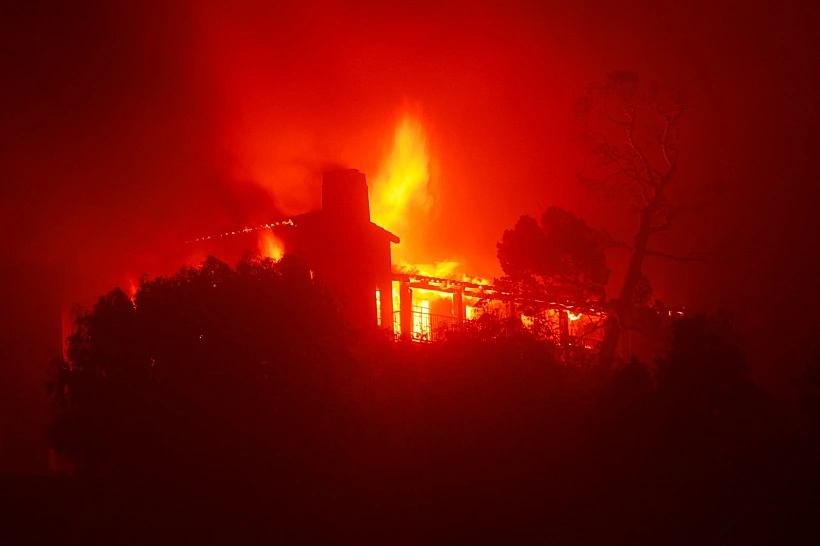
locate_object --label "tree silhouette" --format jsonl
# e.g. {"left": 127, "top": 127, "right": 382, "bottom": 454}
{"left": 496, "top": 206, "right": 612, "bottom": 305}
{"left": 575, "top": 71, "right": 690, "bottom": 366}
{"left": 47, "top": 253, "right": 354, "bottom": 481}
{"left": 42, "top": 254, "right": 810, "bottom": 544}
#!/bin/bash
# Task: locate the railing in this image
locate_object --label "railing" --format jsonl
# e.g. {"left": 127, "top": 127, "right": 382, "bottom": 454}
{"left": 391, "top": 310, "right": 605, "bottom": 350}
{"left": 393, "top": 310, "right": 462, "bottom": 342}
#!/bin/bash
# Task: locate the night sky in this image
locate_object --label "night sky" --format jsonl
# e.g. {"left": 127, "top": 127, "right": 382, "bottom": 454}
{"left": 1, "top": 0, "right": 818, "bottom": 437}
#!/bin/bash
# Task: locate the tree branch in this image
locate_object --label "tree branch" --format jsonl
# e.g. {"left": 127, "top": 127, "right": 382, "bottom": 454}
{"left": 591, "top": 106, "right": 631, "bottom": 127}
{"left": 582, "top": 121, "right": 653, "bottom": 205}
{"left": 623, "top": 103, "right": 657, "bottom": 188}
{"left": 645, "top": 249, "right": 709, "bottom": 262}
{"left": 660, "top": 112, "right": 674, "bottom": 168}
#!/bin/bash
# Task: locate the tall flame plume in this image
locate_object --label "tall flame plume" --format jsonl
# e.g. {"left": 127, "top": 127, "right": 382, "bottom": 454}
{"left": 370, "top": 114, "right": 432, "bottom": 240}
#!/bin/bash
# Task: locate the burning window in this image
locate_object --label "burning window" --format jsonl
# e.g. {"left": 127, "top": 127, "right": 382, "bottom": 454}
{"left": 412, "top": 299, "right": 431, "bottom": 341}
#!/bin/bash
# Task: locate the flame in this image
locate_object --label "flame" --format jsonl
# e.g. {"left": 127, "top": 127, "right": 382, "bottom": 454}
{"left": 126, "top": 275, "right": 139, "bottom": 303}
{"left": 395, "top": 260, "right": 492, "bottom": 286}
{"left": 371, "top": 114, "right": 432, "bottom": 240}
{"left": 412, "top": 299, "right": 431, "bottom": 340}
{"left": 258, "top": 230, "right": 284, "bottom": 261}
{"left": 567, "top": 311, "right": 583, "bottom": 321}
{"left": 369, "top": 113, "right": 498, "bottom": 340}
{"left": 386, "top": 282, "right": 446, "bottom": 341}
{"left": 395, "top": 260, "right": 458, "bottom": 279}
{"left": 392, "top": 281, "right": 401, "bottom": 335}
{"left": 389, "top": 260, "right": 495, "bottom": 339}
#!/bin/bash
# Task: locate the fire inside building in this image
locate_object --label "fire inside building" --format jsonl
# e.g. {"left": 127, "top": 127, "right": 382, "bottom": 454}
{"left": 189, "top": 168, "right": 611, "bottom": 348}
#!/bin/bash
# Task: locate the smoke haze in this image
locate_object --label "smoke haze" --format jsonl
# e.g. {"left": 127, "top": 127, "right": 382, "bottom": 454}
{"left": 1, "top": 0, "right": 818, "bottom": 400}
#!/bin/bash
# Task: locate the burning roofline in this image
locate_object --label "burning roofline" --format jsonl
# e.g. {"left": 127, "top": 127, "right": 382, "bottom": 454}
{"left": 393, "top": 270, "right": 605, "bottom": 316}
{"left": 185, "top": 218, "right": 400, "bottom": 246}
{"left": 185, "top": 219, "right": 295, "bottom": 244}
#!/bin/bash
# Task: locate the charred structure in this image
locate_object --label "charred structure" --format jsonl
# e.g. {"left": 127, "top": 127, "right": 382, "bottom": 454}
{"left": 189, "top": 168, "right": 616, "bottom": 345}
{"left": 272, "top": 169, "right": 398, "bottom": 329}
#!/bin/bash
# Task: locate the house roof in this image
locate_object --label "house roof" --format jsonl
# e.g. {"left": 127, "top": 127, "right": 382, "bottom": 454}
{"left": 286, "top": 210, "right": 400, "bottom": 244}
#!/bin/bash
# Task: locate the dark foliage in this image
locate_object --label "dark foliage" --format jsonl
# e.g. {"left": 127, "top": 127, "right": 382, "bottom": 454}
{"left": 497, "top": 206, "right": 611, "bottom": 305}
{"left": 47, "top": 253, "right": 354, "bottom": 483}
{"left": 39, "top": 261, "right": 819, "bottom": 544}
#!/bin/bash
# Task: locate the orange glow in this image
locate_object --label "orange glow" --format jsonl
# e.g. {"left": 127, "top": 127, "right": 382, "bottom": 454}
{"left": 412, "top": 299, "right": 431, "bottom": 340}
{"left": 371, "top": 114, "right": 432, "bottom": 243}
{"left": 258, "top": 229, "right": 284, "bottom": 261}
{"left": 388, "top": 281, "right": 400, "bottom": 336}
{"left": 395, "top": 260, "right": 458, "bottom": 279}
{"left": 370, "top": 114, "right": 492, "bottom": 339}
{"left": 567, "top": 311, "right": 583, "bottom": 321}
{"left": 394, "top": 261, "right": 491, "bottom": 286}
{"left": 389, "top": 260, "right": 496, "bottom": 339}
{"left": 126, "top": 275, "right": 139, "bottom": 303}
{"left": 387, "top": 282, "right": 449, "bottom": 341}
{"left": 186, "top": 219, "right": 294, "bottom": 244}
{"left": 413, "top": 287, "right": 452, "bottom": 302}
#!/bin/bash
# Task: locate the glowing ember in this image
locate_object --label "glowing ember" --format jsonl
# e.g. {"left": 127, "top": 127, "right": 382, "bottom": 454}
{"left": 186, "top": 219, "right": 294, "bottom": 244}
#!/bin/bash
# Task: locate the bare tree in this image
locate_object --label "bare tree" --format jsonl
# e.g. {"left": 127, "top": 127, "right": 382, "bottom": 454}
{"left": 575, "top": 71, "right": 690, "bottom": 366}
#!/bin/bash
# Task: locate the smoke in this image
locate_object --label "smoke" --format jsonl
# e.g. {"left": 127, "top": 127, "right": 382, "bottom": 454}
{"left": 0, "top": 1, "right": 290, "bottom": 301}
{"left": 1, "top": 0, "right": 817, "bottom": 390}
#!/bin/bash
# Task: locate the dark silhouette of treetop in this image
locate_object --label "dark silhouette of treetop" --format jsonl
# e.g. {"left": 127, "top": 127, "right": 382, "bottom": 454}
{"left": 497, "top": 205, "right": 611, "bottom": 304}
{"left": 47, "top": 253, "right": 352, "bottom": 479}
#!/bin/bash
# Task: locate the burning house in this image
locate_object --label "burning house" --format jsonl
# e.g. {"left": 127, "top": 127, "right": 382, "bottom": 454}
{"left": 272, "top": 168, "right": 397, "bottom": 331}
{"left": 189, "top": 167, "right": 609, "bottom": 347}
